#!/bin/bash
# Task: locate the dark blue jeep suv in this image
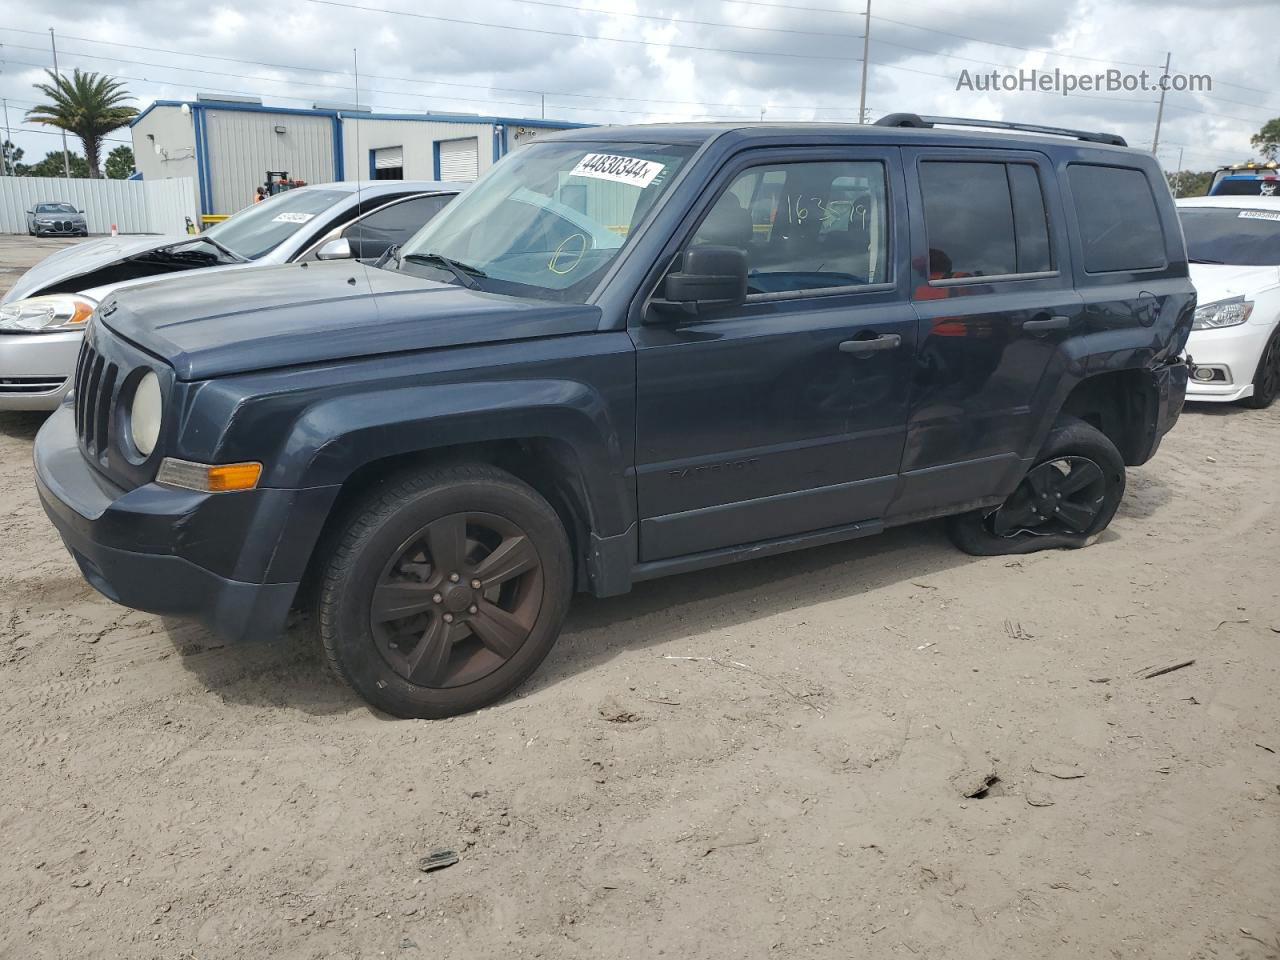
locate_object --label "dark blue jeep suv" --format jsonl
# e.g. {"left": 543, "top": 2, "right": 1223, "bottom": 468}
{"left": 34, "top": 115, "right": 1194, "bottom": 717}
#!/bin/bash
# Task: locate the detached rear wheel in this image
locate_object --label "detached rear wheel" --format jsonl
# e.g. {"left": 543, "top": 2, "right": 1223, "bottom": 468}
{"left": 947, "top": 417, "right": 1125, "bottom": 556}
{"left": 317, "top": 463, "right": 572, "bottom": 718}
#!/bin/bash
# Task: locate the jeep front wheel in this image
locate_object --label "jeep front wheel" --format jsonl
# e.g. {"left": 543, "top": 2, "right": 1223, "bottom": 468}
{"left": 316, "top": 463, "right": 572, "bottom": 718}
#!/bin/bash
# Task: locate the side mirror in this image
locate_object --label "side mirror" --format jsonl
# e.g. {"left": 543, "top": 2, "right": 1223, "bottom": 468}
{"left": 316, "top": 237, "right": 353, "bottom": 261}
{"left": 649, "top": 245, "right": 748, "bottom": 320}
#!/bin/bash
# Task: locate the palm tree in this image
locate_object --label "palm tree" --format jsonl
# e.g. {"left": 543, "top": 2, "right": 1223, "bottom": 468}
{"left": 25, "top": 69, "right": 138, "bottom": 179}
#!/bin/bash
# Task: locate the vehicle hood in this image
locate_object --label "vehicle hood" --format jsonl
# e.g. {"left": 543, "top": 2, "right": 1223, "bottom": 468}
{"left": 98, "top": 261, "right": 603, "bottom": 381}
{"left": 2, "top": 233, "right": 191, "bottom": 304}
{"left": 1189, "top": 262, "right": 1280, "bottom": 304}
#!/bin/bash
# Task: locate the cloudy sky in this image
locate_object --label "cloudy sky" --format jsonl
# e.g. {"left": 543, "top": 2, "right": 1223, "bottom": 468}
{"left": 1, "top": 0, "right": 1274, "bottom": 172}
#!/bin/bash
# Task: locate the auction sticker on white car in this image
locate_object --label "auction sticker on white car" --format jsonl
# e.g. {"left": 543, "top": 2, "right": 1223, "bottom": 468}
{"left": 1239, "top": 210, "right": 1280, "bottom": 221}
{"left": 273, "top": 212, "right": 317, "bottom": 224}
{"left": 570, "top": 154, "right": 664, "bottom": 188}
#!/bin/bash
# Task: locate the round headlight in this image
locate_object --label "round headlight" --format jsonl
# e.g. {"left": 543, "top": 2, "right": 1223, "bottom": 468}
{"left": 130, "top": 371, "right": 163, "bottom": 457}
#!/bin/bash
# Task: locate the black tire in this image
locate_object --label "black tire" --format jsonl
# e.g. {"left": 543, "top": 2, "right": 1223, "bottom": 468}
{"left": 1240, "top": 328, "right": 1280, "bottom": 410}
{"left": 316, "top": 462, "right": 572, "bottom": 718}
{"left": 946, "top": 417, "right": 1126, "bottom": 556}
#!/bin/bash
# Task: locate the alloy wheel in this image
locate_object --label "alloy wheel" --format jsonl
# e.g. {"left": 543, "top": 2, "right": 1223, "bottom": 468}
{"left": 986, "top": 456, "right": 1108, "bottom": 538}
{"left": 369, "top": 512, "right": 543, "bottom": 689}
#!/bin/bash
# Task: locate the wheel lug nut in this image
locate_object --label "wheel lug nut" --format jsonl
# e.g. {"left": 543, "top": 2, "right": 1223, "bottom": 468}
{"left": 443, "top": 613, "right": 454, "bottom": 623}
{"left": 468, "top": 604, "right": 478, "bottom": 615}
{"left": 471, "top": 578, "right": 482, "bottom": 590}
{"left": 449, "top": 572, "right": 460, "bottom": 583}
{"left": 433, "top": 593, "right": 443, "bottom": 604}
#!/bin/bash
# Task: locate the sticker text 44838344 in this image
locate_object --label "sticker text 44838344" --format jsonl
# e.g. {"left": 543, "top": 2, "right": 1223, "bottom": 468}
{"left": 569, "top": 154, "right": 665, "bottom": 188}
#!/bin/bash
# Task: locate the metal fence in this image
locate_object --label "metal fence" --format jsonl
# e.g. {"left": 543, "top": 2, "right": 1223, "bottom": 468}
{"left": 0, "top": 176, "right": 198, "bottom": 235}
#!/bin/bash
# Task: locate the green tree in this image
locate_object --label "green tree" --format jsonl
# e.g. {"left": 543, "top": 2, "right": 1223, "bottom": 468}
{"left": 24, "top": 68, "right": 137, "bottom": 178}
{"left": 1251, "top": 118, "right": 1280, "bottom": 162}
{"left": 104, "top": 144, "right": 135, "bottom": 179}
{"left": 18, "top": 150, "right": 90, "bottom": 178}
{"left": 1166, "top": 169, "right": 1214, "bottom": 198}
{"left": 1, "top": 140, "right": 22, "bottom": 175}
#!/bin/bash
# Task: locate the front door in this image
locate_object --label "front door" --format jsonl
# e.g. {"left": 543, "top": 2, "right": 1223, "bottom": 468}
{"left": 631, "top": 148, "right": 915, "bottom": 562}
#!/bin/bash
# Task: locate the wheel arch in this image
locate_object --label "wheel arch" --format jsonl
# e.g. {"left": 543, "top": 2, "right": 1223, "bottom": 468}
{"left": 1037, "top": 366, "right": 1165, "bottom": 467}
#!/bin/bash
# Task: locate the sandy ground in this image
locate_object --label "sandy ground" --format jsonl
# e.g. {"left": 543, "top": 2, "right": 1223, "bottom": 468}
{"left": 1, "top": 235, "right": 1278, "bottom": 959}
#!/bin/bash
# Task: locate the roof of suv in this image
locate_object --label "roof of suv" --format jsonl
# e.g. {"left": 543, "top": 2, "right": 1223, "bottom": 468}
{"left": 541, "top": 121, "right": 1137, "bottom": 155}
{"left": 1177, "top": 194, "right": 1280, "bottom": 210}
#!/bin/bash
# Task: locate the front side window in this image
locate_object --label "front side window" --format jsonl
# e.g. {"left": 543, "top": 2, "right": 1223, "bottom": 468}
{"left": 396, "top": 141, "right": 695, "bottom": 301}
{"left": 1179, "top": 207, "right": 1280, "bottom": 266}
{"left": 343, "top": 195, "right": 454, "bottom": 258}
{"left": 1068, "top": 163, "right": 1165, "bottom": 273}
{"left": 688, "top": 160, "right": 890, "bottom": 295}
{"left": 204, "top": 188, "right": 347, "bottom": 260}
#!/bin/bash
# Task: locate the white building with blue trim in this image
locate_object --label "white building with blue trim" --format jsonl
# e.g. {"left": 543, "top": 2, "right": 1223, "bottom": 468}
{"left": 130, "top": 95, "right": 585, "bottom": 220}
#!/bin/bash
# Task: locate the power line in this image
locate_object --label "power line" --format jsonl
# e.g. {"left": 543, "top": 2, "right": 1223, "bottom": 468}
{"left": 0, "top": 28, "right": 857, "bottom": 114}
{"left": 298, "top": 0, "right": 863, "bottom": 63}
{"left": 436, "top": 0, "right": 865, "bottom": 41}
{"left": 869, "top": 14, "right": 1162, "bottom": 69}
{"left": 11, "top": 125, "right": 131, "bottom": 145}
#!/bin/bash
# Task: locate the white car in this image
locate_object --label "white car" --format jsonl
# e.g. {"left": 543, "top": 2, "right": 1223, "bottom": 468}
{"left": 1179, "top": 195, "right": 1280, "bottom": 408}
{"left": 0, "top": 181, "right": 461, "bottom": 411}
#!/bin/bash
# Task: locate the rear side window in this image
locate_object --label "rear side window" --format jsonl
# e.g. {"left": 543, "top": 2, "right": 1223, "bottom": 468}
{"left": 919, "top": 161, "right": 1053, "bottom": 280}
{"left": 1067, "top": 164, "right": 1165, "bottom": 273}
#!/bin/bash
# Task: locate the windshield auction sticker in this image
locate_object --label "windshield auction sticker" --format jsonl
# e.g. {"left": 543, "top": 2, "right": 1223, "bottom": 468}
{"left": 273, "top": 212, "right": 317, "bottom": 224}
{"left": 570, "top": 154, "right": 664, "bottom": 188}
{"left": 1238, "top": 209, "right": 1280, "bottom": 221}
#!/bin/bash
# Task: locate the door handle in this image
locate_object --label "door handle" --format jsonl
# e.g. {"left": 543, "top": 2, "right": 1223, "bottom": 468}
{"left": 839, "top": 333, "right": 902, "bottom": 357}
{"left": 1022, "top": 315, "right": 1070, "bottom": 334}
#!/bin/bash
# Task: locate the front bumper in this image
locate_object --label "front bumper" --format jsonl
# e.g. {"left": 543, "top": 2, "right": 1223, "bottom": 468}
{"left": 32, "top": 222, "right": 86, "bottom": 236}
{"left": 34, "top": 405, "right": 310, "bottom": 643}
{"left": 1185, "top": 323, "right": 1273, "bottom": 403}
{"left": 0, "top": 329, "right": 82, "bottom": 411}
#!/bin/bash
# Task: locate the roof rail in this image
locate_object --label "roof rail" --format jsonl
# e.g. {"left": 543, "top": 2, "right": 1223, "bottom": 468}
{"left": 874, "top": 113, "right": 1127, "bottom": 148}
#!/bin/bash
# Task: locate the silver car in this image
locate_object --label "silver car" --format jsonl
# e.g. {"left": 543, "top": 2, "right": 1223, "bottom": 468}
{"left": 26, "top": 201, "right": 88, "bottom": 237}
{"left": 1, "top": 180, "right": 462, "bottom": 411}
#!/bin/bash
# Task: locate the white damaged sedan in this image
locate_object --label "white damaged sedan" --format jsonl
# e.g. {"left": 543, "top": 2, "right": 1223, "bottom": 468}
{"left": 0, "top": 180, "right": 460, "bottom": 411}
{"left": 1179, "top": 195, "right": 1280, "bottom": 408}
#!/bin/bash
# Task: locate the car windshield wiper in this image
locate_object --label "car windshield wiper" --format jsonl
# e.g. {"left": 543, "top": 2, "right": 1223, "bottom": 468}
{"left": 1188, "top": 256, "right": 1225, "bottom": 264}
{"left": 401, "top": 251, "right": 487, "bottom": 290}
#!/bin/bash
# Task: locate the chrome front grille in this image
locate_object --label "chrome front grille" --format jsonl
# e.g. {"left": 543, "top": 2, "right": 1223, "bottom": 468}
{"left": 73, "top": 342, "right": 118, "bottom": 459}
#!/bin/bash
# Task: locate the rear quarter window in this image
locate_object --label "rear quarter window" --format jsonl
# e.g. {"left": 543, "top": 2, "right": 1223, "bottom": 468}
{"left": 1068, "top": 163, "right": 1165, "bottom": 273}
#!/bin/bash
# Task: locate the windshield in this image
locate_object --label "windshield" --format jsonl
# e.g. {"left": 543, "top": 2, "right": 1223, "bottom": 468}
{"left": 1179, "top": 207, "right": 1280, "bottom": 266}
{"left": 36, "top": 202, "right": 77, "bottom": 214}
{"left": 395, "top": 140, "right": 696, "bottom": 301}
{"left": 205, "top": 188, "right": 347, "bottom": 259}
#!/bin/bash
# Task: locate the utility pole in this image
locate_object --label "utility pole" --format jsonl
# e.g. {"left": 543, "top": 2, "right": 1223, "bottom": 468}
{"left": 1151, "top": 51, "right": 1170, "bottom": 157}
{"left": 858, "top": 1, "right": 871, "bottom": 124}
{"left": 50, "top": 28, "right": 72, "bottom": 178}
{"left": 541, "top": 93, "right": 545, "bottom": 120}
{"left": 1, "top": 98, "right": 12, "bottom": 176}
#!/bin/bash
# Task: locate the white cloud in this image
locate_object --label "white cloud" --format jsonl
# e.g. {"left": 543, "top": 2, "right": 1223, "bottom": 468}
{"left": 0, "top": 0, "right": 1274, "bottom": 172}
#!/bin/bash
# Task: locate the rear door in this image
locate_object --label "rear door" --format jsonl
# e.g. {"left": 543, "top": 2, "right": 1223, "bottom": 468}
{"left": 893, "top": 148, "right": 1082, "bottom": 519}
{"left": 630, "top": 147, "right": 916, "bottom": 561}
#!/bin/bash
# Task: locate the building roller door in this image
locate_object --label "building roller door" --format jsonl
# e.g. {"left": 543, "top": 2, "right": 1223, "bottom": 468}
{"left": 373, "top": 145, "right": 404, "bottom": 180}
{"left": 438, "top": 137, "right": 479, "bottom": 181}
